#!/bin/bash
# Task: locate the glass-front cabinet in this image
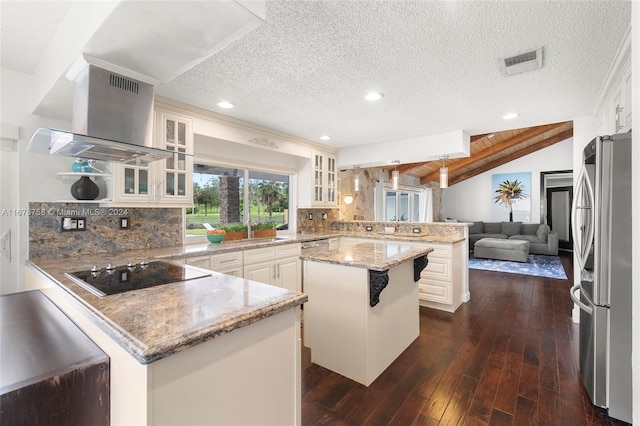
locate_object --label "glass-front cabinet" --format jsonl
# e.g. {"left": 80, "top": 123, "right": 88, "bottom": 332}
{"left": 112, "top": 108, "right": 193, "bottom": 206}
{"left": 160, "top": 112, "right": 190, "bottom": 200}
{"left": 311, "top": 150, "right": 337, "bottom": 206}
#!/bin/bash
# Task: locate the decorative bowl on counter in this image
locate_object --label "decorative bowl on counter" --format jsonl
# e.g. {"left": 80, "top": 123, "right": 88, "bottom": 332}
{"left": 206, "top": 233, "right": 226, "bottom": 244}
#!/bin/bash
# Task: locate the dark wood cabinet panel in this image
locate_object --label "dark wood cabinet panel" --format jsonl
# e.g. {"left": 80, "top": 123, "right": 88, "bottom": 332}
{"left": 1, "top": 291, "right": 109, "bottom": 425}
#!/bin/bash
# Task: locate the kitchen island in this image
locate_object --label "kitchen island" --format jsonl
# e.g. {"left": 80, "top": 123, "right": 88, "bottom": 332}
{"left": 25, "top": 253, "right": 307, "bottom": 426}
{"left": 301, "top": 241, "right": 433, "bottom": 386}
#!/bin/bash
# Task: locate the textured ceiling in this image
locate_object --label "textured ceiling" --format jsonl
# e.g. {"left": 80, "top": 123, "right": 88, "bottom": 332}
{"left": 0, "top": 0, "right": 632, "bottom": 152}
{"left": 156, "top": 0, "right": 630, "bottom": 148}
{"left": 0, "top": 1, "right": 73, "bottom": 73}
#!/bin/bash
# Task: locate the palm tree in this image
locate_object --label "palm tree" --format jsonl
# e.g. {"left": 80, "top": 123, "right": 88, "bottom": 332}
{"left": 192, "top": 182, "right": 203, "bottom": 214}
{"left": 493, "top": 179, "right": 527, "bottom": 222}
{"left": 256, "top": 181, "right": 283, "bottom": 220}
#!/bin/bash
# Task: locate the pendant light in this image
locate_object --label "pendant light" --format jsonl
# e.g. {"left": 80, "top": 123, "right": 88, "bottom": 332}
{"left": 391, "top": 161, "right": 400, "bottom": 190}
{"left": 439, "top": 156, "right": 449, "bottom": 189}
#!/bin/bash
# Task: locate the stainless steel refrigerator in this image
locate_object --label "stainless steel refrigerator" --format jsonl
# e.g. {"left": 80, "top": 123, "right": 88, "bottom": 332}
{"left": 570, "top": 131, "right": 632, "bottom": 424}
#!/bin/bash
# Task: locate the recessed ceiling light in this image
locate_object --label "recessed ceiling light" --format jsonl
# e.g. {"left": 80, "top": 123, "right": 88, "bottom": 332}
{"left": 217, "top": 101, "right": 234, "bottom": 109}
{"left": 365, "top": 92, "right": 384, "bottom": 101}
{"left": 502, "top": 112, "right": 520, "bottom": 120}
{"left": 320, "top": 135, "right": 331, "bottom": 140}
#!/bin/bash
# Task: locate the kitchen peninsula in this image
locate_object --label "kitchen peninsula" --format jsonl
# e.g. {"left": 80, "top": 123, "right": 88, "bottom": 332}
{"left": 301, "top": 241, "right": 433, "bottom": 386}
{"left": 24, "top": 252, "right": 307, "bottom": 426}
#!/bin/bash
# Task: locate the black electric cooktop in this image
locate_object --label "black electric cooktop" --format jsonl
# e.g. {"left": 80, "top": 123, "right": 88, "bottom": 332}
{"left": 66, "top": 261, "right": 210, "bottom": 297}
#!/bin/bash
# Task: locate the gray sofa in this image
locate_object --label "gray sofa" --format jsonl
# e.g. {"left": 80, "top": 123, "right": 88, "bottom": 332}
{"left": 467, "top": 221, "right": 559, "bottom": 256}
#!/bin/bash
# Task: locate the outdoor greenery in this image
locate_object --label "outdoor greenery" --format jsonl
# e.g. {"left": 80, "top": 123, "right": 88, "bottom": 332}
{"left": 218, "top": 223, "right": 248, "bottom": 232}
{"left": 186, "top": 176, "right": 289, "bottom": 236}
{"left": 252, "top": 222, "right": 278, "bottom": 230}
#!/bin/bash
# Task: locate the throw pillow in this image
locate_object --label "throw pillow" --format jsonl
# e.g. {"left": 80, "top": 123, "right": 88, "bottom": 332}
{"left": 483, "top": 222, "right": 502, "bottom": 234}
{"left": 536, "top": 224, "right": 551, "bottom": 242}
{"left": 501, "top": 221, "right": 522, "bottom": 237}
{"left": 521, "top": 223, "right": 539, "bottom": 235}
{"left": 468, "top": 221, "right": 483, "bottom": 234}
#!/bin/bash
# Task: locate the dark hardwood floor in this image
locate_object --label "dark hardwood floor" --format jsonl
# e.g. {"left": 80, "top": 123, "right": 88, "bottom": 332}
{"left": 301, "top": 253, "right": 628, "bottom": 425}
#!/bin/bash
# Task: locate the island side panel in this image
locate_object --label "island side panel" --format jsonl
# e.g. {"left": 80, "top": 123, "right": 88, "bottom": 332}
{"left": 366, "top": 260, "right": 419, "bottom": 385}
{"left": 151, "top": 307, "right": 301, "bottom": 426}
{"left": 303, "top": 260, "right": 419, "bottom": 386}
{"left": 304, "top": 262, "right": 369, "bottom": 384}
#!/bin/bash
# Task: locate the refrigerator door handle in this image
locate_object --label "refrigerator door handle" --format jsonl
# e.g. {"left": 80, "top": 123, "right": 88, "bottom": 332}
{"left": 570, "top": 284, "right": 593, "bottom": 315}
{"left": 571, "top": 166, "right": 595, "bottom": 270}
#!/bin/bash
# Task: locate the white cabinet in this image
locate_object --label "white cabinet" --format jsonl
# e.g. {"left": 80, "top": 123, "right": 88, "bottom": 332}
{"left": 610, "top": 63, "right": 631, "bottom": 134}
{"left": 244, "top": 244, "right": 301, "bottom": 292}
{"left": 412, "top": 241, "right": 467, "bottom": 313}
{"left": 244, "top": 261, "right": 275, "bottom": 284}
{"left": 596, "top": 34, "right": 631, "bottom": 136}
{"left": 111, "top": 109, "right": 193, "bottom": 206}
{"left": 338, "top": 236, "right": 376, "bottom": 247}
{"left": 304, "top": 150, "right": 337, "bottom": 207}
{"left": 210, "top": 251, "right": 243, "bottom": 277}
{"left": 185, "top": 255, "right": 211, "bottom": 270}
{"left": 620, "top": 65, "right": 632, "bottom": 132}
{"left": 275, "top": 244, "right": 302, "bottom": 292}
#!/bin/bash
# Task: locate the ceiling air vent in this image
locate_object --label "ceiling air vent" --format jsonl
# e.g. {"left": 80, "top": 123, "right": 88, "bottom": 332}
{"left": 499, "top": 47, "right": 544, "bottom": 77}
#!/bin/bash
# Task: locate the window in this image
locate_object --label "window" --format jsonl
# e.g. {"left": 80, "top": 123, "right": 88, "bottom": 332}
{"left": 383, "top": 188, "right": 423, "bottom": 222}
{"left": 186, "top": 162, "right": 291, "bottom": 238}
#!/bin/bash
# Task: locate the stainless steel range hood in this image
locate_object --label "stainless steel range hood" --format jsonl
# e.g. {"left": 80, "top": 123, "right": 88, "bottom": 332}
{"left": 28, "top": 65, "right": 173, "bottom": 165}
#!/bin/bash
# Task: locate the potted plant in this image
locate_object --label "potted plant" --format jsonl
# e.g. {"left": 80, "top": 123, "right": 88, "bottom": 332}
{"left": 252, "top": 222, "right": 278, "bottom": 239}
{"left": 218, "top": 223, "right": 249, "bottom": 241}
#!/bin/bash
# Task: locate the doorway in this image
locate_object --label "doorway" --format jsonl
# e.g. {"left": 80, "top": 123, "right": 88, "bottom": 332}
{"left": 541, "top": 171, "right": 573, "bottom": 252}
{"left": 546, "top": 186, "right": 573, "bottom": 250}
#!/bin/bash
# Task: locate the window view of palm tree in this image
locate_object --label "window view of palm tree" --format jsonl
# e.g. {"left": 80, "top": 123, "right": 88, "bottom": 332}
{"left": 186, "top": 163, "right": 290, "bottom": 236}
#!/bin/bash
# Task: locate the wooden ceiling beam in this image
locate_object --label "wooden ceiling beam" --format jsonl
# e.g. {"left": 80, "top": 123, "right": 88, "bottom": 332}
{"left": 397, "top": 132, "right": 493, "bottom": 175}
{"left": 419, "top": 122, "right": 570, "bottom": 184}
{"left": 446, "top": 128, "right": 574, "bottom": 186}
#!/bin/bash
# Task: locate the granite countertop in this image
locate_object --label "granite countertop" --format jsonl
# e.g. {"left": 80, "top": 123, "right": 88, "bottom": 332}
{"left": 27, "top": 253, "right": 307, "bottom": 365}
{"left": 24, "top": 231, "right": 458, "bottom": 365}
{"left": 300, "top": 241, "right": 434, "bottom": 271}
{"left": 168, "top": 232, "right": 463, "bottom": 262}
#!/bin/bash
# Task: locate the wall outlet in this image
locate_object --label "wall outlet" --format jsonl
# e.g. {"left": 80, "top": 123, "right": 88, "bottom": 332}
{"left": 412, "top": 227, "right": 421, "bottom": 234}
{"left": 321, "top": 213, "right": 327, "bottom": 220}
{"left": 365, "top": 226, "right": 373, "bottom": 232}
{"left": 308, "top": 213, "right": 313, "bottom": 220}
{"left": 61, "top": 217, "right": 86, "bottom": 232}
{"left": 119, "top": 217, "right": 130, "bottom": 229}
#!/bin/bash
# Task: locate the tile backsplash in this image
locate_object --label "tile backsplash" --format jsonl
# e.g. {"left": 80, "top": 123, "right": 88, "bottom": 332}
{"left": 29, "top": 202, "right": 182, "bottom": 258}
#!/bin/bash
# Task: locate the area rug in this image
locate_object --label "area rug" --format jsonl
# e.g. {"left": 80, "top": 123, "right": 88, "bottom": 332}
{"left": 468, "top": 254, "right": 568, "bottom": 280}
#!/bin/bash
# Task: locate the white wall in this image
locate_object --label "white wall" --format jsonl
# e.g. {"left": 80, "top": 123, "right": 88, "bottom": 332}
{"left": 0, "top": 68, "right": 72, "bottom": 294}
{"left": 441, "top": 137, "right": 573, "bottom": 223}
